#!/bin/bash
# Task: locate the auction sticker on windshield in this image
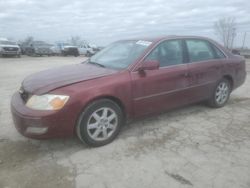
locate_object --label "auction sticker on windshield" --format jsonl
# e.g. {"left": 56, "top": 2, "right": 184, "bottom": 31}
{"left": 136, "top": 40, "right": 152, "bottom": 46}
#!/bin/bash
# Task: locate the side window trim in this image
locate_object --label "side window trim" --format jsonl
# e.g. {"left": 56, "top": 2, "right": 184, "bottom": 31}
{"left": 182, "top": 39, "right": 190, "bottom": 63}
{"left": 206, "top": 41, "right": 218, "bottom": 59}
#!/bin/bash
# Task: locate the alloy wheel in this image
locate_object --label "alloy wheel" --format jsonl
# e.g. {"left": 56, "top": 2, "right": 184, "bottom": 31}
{"left": 86, "top": 107, "right": 118, "bottom": 141}
{"left": 215, "top": 81, "right": 230, "bottom": 105}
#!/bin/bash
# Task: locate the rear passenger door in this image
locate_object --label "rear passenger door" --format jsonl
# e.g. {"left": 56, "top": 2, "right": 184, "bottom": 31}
{"left": 185, "top": 39, "right": 224, "bottom": 102}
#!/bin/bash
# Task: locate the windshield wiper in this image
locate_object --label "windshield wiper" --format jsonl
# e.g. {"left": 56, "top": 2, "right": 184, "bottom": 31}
{"left": 88, "top": 61, "right": 106, "bottom": 68}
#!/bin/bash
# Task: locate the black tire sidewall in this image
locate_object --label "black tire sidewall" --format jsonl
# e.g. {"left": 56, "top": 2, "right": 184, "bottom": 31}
{"left": 77, "top": 99, "right": 123, "bottom": 147}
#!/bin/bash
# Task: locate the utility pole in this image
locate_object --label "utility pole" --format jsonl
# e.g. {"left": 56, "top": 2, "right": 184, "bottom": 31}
{"left": 242, "top": 32, "right": 247, "bottom": 49}
{"left": 230, "top": 27, "right": 236, "bottom": 50}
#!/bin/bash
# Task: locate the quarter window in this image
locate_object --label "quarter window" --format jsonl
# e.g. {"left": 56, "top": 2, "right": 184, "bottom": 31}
{"left": 186, "top": 39, "right": 215, "bottom": 62}
{"left": 212, "top": 45, "right": 226, "bottom": 59}
{"left": 146, "top": 40, "right": 184, "bottom": 67}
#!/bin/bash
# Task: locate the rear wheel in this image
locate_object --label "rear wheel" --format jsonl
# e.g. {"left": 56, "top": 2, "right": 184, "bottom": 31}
{"left": 208, "top": 78, "right": 231, "bottom": 108}
{"left": 77, "top": 99, "right": 124, "bottom": 147}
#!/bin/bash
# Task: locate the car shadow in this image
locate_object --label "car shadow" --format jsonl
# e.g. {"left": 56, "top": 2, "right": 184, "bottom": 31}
{"left": 4, "top": 99, "right": 242, "bottom": 157}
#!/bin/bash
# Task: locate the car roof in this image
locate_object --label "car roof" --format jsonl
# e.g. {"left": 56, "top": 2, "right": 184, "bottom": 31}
{"left": 120, "top": 35, "right": 215, "bottom": 43}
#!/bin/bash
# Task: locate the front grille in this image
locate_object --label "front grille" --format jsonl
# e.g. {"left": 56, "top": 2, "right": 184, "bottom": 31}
{"left": 19, "top": 87, "right": 30, "bottom": 102}
{"left": 3, "top": 47, "right": 19, "bottom": 51}
{"left": 37, "top": 48, "right": 50, "bottom": 53}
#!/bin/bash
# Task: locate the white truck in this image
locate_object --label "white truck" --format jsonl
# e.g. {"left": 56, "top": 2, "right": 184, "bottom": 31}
{"left": 0, "top": 38, "right": 21, "bottom": 57}
{"left": 78, "top": 44, "right": 95, "bottom": 57}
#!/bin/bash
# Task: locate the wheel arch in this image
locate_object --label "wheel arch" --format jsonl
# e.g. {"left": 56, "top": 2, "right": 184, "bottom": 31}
{"left": 222, "top": 75, "right": 234, "bottom": 89}
{"left": 74, "top": 95, "right": 127, "bottom": 134}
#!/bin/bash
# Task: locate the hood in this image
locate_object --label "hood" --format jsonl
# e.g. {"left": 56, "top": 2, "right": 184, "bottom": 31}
{"left": 22, "top": 63, "right": 118, "bottom": 95}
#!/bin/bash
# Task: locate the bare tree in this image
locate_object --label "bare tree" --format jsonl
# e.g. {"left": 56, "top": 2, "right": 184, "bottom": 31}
{"left": 214, "top": 18, "right": 237, "bottom": 49}
{"left": 23, "top": 36, "right": 34, "bottom": 45}
{"left": 70, "top": 36, "right": 89, "bottom": 46}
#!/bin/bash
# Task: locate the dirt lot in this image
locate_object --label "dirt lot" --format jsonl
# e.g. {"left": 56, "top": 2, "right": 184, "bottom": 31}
{"left": 0, "top": 56, "right": 250, "bottom": 188}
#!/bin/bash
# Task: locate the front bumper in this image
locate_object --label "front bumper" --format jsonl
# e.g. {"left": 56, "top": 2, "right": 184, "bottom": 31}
{"left": 0, "top": 51, "right": 20, "bottom": 55}
{"left": 11, "top": 92, "right": 77, "bottom": 139}
{"left": 35, "top": 51, "right": 52, "bottom": 55}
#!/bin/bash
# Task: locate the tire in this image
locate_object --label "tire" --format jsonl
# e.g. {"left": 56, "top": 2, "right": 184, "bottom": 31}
{"left": 74, "top": 51, "right": 80, "bottom": 57}
{"left": 76, "top": 99, "right": 124, "bottom": 147}
{"left": 208, "top": 78, "right": 231, "bottom": 108}
{"left": 30, "top": 50, "right": 36, "bottom": 57}
{"left": 62, "top": 51, "right": 67, "bottom": 56}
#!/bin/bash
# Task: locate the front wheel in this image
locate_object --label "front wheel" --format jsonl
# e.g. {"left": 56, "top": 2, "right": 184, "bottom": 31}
{"left": 208, "top": 78, "right": 231, "bottom": 108}
{"left": 76, "top": 99, "right": 124, "bottom": 147}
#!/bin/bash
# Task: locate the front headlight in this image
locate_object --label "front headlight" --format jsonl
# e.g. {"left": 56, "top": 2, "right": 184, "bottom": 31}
{"left": 26, "top": 94, "right": 69, "bottom": 110}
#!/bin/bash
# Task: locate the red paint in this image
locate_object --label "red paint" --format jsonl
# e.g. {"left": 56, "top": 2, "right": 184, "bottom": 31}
{"left": 11, "top": 36, "right": 246, "bottom": 139}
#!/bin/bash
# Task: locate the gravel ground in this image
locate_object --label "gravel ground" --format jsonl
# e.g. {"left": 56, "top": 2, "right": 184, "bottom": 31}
{"left": 0, "top": 56, "right": 250, "bottom": 188}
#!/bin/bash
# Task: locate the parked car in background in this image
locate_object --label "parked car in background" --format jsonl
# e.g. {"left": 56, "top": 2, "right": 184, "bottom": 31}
{"left": 238, "top": 48, "right": 250, "bottom": 59}
{"left": 89, "top": 44, "right": 103, "bottom": 55}
{"left": 50, "top": 45, "right": 62, "bottom": 56}
{"left": 52, "top": 43, "right": 79, "bottom": 56}
{"left": 78, "top": 43, "right": 95, "bottom": 57}
{"left": 0, "top": 38, "right": 21, "bottom": 57}
{"left": 19, "top": 43, "right": 27, "bottom": 55}
{"left": 11, "top": 36, "right": 246, "bottom": 147}
{"left": 25, "top": 41, "right": 53, "bottom": 56}
{"left": 232, "top": 49, "right": 241, "bottom": 55}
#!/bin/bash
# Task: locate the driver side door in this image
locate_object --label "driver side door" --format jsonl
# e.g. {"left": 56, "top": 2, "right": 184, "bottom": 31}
{"left": 131, "top": 39, "right": 190, "bottom": 117}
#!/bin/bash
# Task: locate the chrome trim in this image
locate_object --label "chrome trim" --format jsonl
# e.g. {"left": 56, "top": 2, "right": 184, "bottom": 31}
{"left": 131, "top": 63, "right": 187, "bottom": 73}
{"left": 133, "top": 81, "right": 215, "bottom": 101}
{"left": 185, "top": 59, "right": 219, "bottom": 65}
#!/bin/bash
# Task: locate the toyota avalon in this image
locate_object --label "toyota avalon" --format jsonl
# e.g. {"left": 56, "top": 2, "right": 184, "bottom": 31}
{"left": 11, "top": 36, "right": 246, "bottom": 146}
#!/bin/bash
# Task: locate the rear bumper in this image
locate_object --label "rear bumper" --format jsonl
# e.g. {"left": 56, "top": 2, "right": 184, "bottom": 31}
{"left": 11, "top": 92, "right": 77, "bottom": 139}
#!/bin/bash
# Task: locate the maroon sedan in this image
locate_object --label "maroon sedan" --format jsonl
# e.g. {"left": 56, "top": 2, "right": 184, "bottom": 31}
{"left": 11, "top": 36, "right": 246, "bottom": 146}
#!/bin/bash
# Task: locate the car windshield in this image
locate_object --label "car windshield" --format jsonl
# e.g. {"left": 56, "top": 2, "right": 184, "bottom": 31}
{"left": 89, "top": 40, "right": 151, "bottom": 69}
{"left": 0, "top": 40, "right": 16, "bottom": 45}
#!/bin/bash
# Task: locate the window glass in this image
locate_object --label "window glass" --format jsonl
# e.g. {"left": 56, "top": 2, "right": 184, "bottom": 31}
{"left": 146, "top": 40, "right": 183, "bottom": 67}
{"left": 212, "top": 45, "right": 226, "bottom": 59}
{"left": 90, "top": 40, "right": 149, "bottom": 69}
{"left": 186, "top": 39, "right": 215, "bottom": 62}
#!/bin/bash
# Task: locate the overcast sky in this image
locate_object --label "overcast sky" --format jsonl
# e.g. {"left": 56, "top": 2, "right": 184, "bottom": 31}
{"left": 0, "top": 0, "right": 250, "bottom": 46}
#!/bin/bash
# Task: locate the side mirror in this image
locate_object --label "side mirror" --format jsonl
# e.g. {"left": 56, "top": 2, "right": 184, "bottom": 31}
{"left": 138, "top": 60, "right": 160, "bottom": 72}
